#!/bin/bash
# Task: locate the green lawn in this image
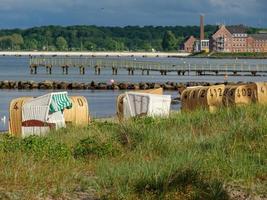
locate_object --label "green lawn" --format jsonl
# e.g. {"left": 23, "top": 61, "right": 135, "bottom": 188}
{"left": 210, "top": 52, "right": 267, "bottom": 58}
{"left": 191, "top": 51, "right": 267, "bottom": 58}
{"left": 0, "top": 105, "right": 266, "bottom": 199}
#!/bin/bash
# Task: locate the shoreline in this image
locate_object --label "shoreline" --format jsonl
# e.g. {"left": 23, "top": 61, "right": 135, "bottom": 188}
{"left": 0, "top": 51, "right": 190, "bottom": 58}
{"left": 1, "top": 51, "right": 267, "bottom": 59}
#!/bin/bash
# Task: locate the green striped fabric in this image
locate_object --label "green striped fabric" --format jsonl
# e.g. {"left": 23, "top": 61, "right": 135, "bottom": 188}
{"left": 49, "top": 93, "right": 72, "bottom": 113}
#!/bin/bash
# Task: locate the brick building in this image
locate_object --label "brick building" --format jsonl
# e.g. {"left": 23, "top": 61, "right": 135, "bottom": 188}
{"left": 182, "top": 36, "right": 196, "bottom": 53}
{"left": 249, "top": 34, "right": 267, "bottom": 52}
{"left": 210, "top": 25, "right": 267, "bottom": 53}
{"left": 182, "top": 15, "right": 209, "bottom": 53}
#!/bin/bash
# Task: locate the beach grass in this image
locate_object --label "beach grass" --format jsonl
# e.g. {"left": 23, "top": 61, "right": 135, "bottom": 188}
{"left": 211, "top": 52, "right": 267, "bottom": 57}
{"left": 0, "top": 104, "right": 266, "bottom": 199}
{"left": 191, "top": 51, "right": 267, "bottom": 58}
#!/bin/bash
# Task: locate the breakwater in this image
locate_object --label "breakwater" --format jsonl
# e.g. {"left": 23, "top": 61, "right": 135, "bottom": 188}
{"left": 0, "top": 80, "right": 217, "bottom": 91}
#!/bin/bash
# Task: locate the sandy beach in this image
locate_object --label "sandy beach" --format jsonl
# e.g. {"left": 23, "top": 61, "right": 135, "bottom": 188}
{"left": 0, "top": 51, "right": 190, "bottom": 57}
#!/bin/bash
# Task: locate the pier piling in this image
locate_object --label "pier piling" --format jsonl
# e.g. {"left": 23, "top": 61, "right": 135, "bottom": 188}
{"left": 32, "top": 66, "right": 37, "bottom": 74}
{"left": 112, "top": 67, "right": 118, "bottom": 75}
{"left": 79, "top": 66, "right": 85, "bottom": 75}
{"left": 46, "top": 65, "right": 52, "bottom": 74}
{"left": 95, "top": 65, "right": 101, "bottom": 75}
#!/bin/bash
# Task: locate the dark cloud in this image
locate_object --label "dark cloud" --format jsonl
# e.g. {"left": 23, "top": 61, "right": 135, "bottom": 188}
{"left": 0, "top": 0, "right": 266, "bottom": 28}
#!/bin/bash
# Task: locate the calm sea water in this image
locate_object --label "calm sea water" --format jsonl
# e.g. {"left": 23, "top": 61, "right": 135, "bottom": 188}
{"left": 0, "top": 56, "right": 266, "bottom": 131}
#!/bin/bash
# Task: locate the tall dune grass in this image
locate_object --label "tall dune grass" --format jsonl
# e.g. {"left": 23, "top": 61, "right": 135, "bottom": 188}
{"left": 0, "top": 105, "right": 266, "bottom": 199}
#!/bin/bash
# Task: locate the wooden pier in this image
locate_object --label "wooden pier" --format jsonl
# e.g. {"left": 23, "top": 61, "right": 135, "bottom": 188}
{"left": 29, "top": 57, "right": 267, "bottom": 76}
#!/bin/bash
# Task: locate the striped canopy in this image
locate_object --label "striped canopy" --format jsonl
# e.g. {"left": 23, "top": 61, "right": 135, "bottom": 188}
{"left": 49, "top": 93, "right": 72, "bottom": 113}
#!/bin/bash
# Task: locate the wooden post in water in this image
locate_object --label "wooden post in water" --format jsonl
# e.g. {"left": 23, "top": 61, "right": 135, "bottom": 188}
{"left": 160, "top": 70, "right": 166, "bottom": 76}
{"left": 79, "top": 66, "right": 85, "bottom": 75}
{"left": 46, "top": 66, "right": 49, "bottom": 74}
{"left": 95, "top": 65, "right": 98, "bottom": 75}
{"left": 30, "top": 65, "right": 34, "bottom": 74}
{"left": 62, "top": 66, "right": 65, "bottom": 74}
{"left": 196, "top": 71, "right": 202, "bottom": 76}
{"left": 112, "top": 67, "right": 118, "bottom": 75}
{"left": 34, "top": 66, "right": 37, "bottom": 74}
{"left": 46, "top": 65, "right": 52, "bottom": 75}
{"left": 65, "top": 66, "right": 69, "bottom": 75}
{"left": 251, "top": 71, "right": 257, "bottom": 76}
{"left": 95, "top": 65, "right": 100, "bottom": 75}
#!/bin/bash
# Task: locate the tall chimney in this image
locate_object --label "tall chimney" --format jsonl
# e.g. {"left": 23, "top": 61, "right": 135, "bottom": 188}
{"left": 200, "top": 15, "right": 205, "bottom": 40}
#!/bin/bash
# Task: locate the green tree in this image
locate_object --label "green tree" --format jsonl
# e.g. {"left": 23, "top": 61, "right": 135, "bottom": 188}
{"left": 23, "top": 38, "right": 38, "bottom": 50}
{"left": 115, "top": 41, "right": 125, "bottom": 51}
{"left": 0, "top": 24, "right": 257, "bottom": 51}
{"left": 56, "top": 36, "right": 68, "bottom": 51}
{"left": 176, "top": 36, "right": 185, "bottom": 48}
{"left": 162, "top": 31, "right": 177, "bottom": 51}
{"left": 0, "top": 36, "right": 13, "bottom": 50}
{"left": 142, "top": 42, "right": 153, "bottom": 51}
{"left": 84, "top": 41, "right": 96, "bottom": 51}
{"left": 11, "top": 34, "right": 24, "bottom": 45}
{"left": 98, "top": 38, "right": 125, "bottom": 51}
{"left": 11, "top": 34, "right": 24, "bottom": 50}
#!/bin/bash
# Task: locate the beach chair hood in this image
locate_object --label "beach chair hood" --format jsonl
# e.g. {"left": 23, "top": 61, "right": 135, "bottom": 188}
{"left": 49, "top": 92, "right": 72, "bottom": 112}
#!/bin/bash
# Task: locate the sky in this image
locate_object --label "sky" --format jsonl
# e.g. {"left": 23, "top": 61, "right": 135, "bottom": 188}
{"left": 0, "top": 0, "right": 266, "bottom": 29}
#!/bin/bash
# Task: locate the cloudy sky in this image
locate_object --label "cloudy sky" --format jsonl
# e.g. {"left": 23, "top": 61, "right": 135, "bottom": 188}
{"left": 0, "top": 0, "right": 266, "bottom": 28}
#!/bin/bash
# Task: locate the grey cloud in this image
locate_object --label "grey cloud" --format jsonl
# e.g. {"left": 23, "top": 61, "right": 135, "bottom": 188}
{"left": 0, "top": 0, "right": 266, "bottom": 28}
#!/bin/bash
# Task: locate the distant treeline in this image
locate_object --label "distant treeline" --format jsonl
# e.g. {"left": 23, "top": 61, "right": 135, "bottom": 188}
{"left": 0, "top": 25, "right": 261, "bottom": 52}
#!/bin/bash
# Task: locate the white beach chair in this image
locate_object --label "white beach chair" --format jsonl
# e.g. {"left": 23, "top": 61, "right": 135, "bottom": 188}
{"left": 123, "top": 92, "right": 171, "bottom": 119}
{"left": 21, "top": 92, "right": 72, "bottom": 137}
